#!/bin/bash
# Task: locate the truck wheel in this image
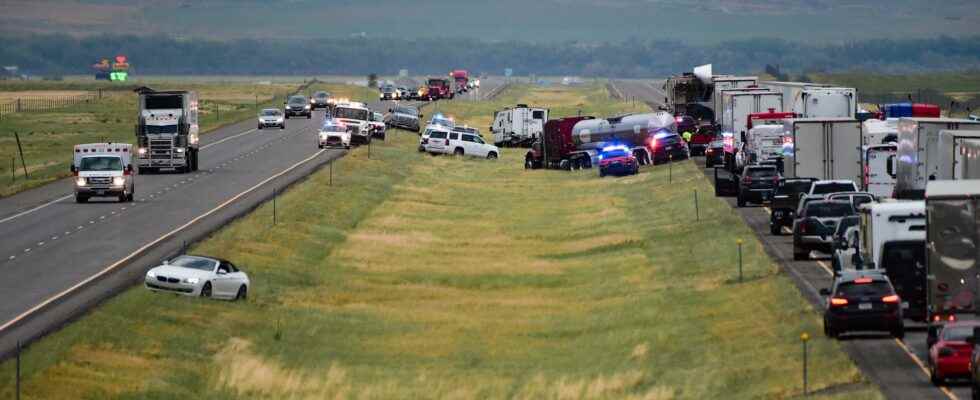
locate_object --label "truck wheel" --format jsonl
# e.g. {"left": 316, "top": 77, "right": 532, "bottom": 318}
{"left": 583, "top": 158, "right": 592, "bottom": 169}
{"left": 454, "top": 148, "right": 464, "bottom": 157}
{"left": 280, "top": 124, "right": 285, "bottom": 130}
{"left": 770, "top": 224, "right": 781, "bottom": 235}
{"left": 127, "top": 192, "right": 134, "bottom": 202}
{"left": 192, "top": 151, "right": 199, "bottom": 171}
{"left": 285, "top": 114, "right": 290, "bottom": 119}
{"left": 571, "top": 159, "right": 580, "bottom": 170}
{"left": 258, "top": 125, "right": 263, "bottom": 130}
{"left": 487, "top": 152, "right": 498, "bottom": 160}
{"left": 307, "top": 114, "right": 311, "bottom": 119}
{"left": 793, "top": 248, "right": 807, "bottom": 261}
{"left": 525, "top": 158, "right": 534, "bottom": 169}
{"left": 118, "top": 194, "right": 127, "bottom": 203}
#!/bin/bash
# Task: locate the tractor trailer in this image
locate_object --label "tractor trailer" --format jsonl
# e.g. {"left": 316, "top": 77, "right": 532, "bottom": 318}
{"left": 134, "top": 88, "right": 200, "bottom": 173}
{"left": 525, "top": 112, "right": 677, "bottom": 170}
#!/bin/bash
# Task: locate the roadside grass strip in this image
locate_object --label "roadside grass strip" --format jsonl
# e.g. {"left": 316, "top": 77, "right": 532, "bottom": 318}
{"left": 0, "top": 85, "right": 881, "bottom": 399}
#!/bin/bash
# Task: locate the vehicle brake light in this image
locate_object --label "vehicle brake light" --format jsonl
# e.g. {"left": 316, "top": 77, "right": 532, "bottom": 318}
{"left": 742, "top": 176, "right": 752, "bottom": 184}
{"left": 854, "top": 277, "right": 873, "bottom": 284}
{"left": 830, "top": 297, "right": 848, "bottom": 306}
{"left": 863, "top": 164, "right": 870, "bottom": 187}
{"left": 882, "top": 295, "right": 899, "bottom": 303}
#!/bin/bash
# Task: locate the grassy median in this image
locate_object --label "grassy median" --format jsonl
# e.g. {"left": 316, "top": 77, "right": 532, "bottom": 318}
{"left": 0, "top": 79, "right": 372, "bottom": 197}
{"left": 0, "top": 84, "right": 880, "bottom": 399}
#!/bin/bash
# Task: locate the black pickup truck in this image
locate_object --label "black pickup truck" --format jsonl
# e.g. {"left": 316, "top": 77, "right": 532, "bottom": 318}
{"left": 769, "top": 177, "right": 817, "bottom": 235}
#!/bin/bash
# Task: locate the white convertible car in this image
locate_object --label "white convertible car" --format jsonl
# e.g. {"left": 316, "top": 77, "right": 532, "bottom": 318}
{"left": 145, "top": 255, "right": 250, "bottom": 300}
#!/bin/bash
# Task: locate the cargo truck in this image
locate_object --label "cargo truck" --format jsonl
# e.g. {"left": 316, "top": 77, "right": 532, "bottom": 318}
{"left": 864, "top": 144, "right": 897, "bottom": 198}
{"left": 858, "top": 201, "right": 927, "bottom": 321}
{"left": 711, "top": 75, "right": 759, "bottom": 116}
{"left": 925, "top": 180, "right": 980, "bottom": 348}
{"left": 524, "top": 112, "right": 677, "bottom": 170}
{"left": 743, "top": 110, "right": 795, "bottom": 167}
{"left": 134, "top": 88, "right": 200, "bottom": 173}
{"left": 781, "top": 118, "right": 862, "bottom": 182}
{"left": 426, "top": 77, "right": 454, "bottom": 100}
{"left": 491, "top": 105, "right": 549, "bottom": 147}
{"left": 720, "top": 90, "right": 783, "bottom": 171}
{"left": 71, "top": 143, "right": 136, "bottom": 203}
{"left": 895, "top": 118, "right": 980, "bottom": 199}
{"left": 761, "top": 82, "right": 856, "bottom": 119}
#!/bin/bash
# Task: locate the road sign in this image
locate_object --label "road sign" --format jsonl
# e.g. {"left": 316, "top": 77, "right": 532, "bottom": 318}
{"left": 505, "top": 68, "right": 513, "bottom": 77}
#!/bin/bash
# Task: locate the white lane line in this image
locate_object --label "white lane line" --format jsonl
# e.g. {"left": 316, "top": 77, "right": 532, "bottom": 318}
{"left": 0, "top": 148, "right": 327, "bottom": 334}
{"left": 759, "top": 202, "right": 957, "bottom": 399}
{"left": 52, "top": 236, "right": 58, "bottom": 240}
{"left": 7, "top": 256, "right": 14, "bottom": 260}
{"left": 37, "top": 242, "right": 44, "bottom": 246}
{"left": 0, "top": 194, "right": 74, "bottom": 225}
{"left": 23, "top": 248, "right": 30, "bottom": 253}
{"left": 200, "top": 128, "right": 257, "bottom": 150}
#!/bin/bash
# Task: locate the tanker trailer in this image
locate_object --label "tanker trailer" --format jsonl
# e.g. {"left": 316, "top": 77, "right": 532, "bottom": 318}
{"left": 526, "top": 112, "right": 678, "bottom": 170}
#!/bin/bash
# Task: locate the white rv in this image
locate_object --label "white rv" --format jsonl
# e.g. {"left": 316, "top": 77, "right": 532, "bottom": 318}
{"left": 491, "top": 105, "right": 548, "bottom": 147}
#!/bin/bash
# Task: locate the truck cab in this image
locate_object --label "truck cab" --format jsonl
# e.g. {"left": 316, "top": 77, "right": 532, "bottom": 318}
{"left": 72, "top": 143, "right": 135, "bottom": 203}
{"left": 427, "top": 78, "right": 453, "bottom": 100}
{"left": 333, "top": 102, "right": 372, "bottom": 145}
{"left": 135, "top": 88, "right": 199, "bottom": 173}
{"left": 452, "top": 70, "right": 469, "bottom": 94}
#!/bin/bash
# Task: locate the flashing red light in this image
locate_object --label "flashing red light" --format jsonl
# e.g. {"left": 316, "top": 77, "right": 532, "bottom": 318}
{"left": 783, "top": 136, "right": 793, "bottom": 145}
{"left": 830, "top": 298, "right": 848, "bottom": 306}
{"left": 854, "top": 277, "right": 873, "bottom": 284}
{"left": 882, "top": 295, "right": 900, "bottom": 304}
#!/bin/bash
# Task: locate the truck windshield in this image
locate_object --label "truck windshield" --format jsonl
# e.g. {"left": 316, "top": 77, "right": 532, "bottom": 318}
{"left": 321, "top": 125, "right": 346, "bottom": 133}
{"left": 777, "top": 180, "right": 813, "bottom": 195}
{"left": 335, "top": 108, "right": 368, "bottom": 120}
{"left": 80, "top": 156, "right": 123, "bottom": 171}
{"left": 144, "top": 96, "right": 182, "bottom": 110}
{"left": 428, "top": 79, "right": 444, "bottom": 86}
{"left": 394, "top": 107, "right": 417, "bottom": 115}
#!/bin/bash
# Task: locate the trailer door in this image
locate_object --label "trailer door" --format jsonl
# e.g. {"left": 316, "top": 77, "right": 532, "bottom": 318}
{"left": 793, "top": 122, "right": 826, "bottom": 179}
{"left": 803, "top": 90, "right": 854, "bottom": 118}
{"left": 865, "top": 145, "right": 897, "bottom": 198}
{"left": 830, "top": 122, "right": 862, "bottom": 182}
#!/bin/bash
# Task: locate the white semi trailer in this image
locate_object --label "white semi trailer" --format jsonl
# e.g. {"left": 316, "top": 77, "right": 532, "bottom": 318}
{"left": 761, "top": 81, "right": 857, "bottom": 119}
{"left": 782, "top": 118, "right": 862, "bottom": 182}
{"left": 895, "top": 118, "right": 980, "bottom": 199}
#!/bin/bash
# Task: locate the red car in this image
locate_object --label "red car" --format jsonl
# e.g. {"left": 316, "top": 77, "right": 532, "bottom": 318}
{"left": 929, "top": 320, "right": 980, "bottom": 384}
{"left": 598, "top": 145, "right": 639, "bottom": 177}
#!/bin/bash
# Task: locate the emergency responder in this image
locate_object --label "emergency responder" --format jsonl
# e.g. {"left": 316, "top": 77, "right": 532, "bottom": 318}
{"left": 682, "top": 130, "right": 693, "bottom": 142}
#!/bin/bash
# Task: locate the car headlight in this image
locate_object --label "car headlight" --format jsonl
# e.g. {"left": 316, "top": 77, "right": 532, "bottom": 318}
{"left": 147, "top": 271, "right": 157, "bottom": 278}
{"left": 319, "top": 132, "right": 328, "bottom": 138}
{"left": 305, "top": 105, "right": 311, "bottom": 109}
{"left": 113, "top": 176, "right": 126, "bottom": 186}
{"left": 189, "top": 134, "right": 199, "bottom": 145}
{"left": 137, "top": 147, "right": 147, "bottom": 156}
{"left": 76, "top": 177, "right": 86, "bottom": 186}
{"left": 184, "top": 277, "right": 200, "bottom": 284}
{"left": 176, "top": 147, "right": 185, "bottom": 153}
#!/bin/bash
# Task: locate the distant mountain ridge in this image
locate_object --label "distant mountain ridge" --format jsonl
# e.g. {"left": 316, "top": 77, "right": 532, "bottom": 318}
{"left": 0, "top": 0, "right": 977, "bottom": 44}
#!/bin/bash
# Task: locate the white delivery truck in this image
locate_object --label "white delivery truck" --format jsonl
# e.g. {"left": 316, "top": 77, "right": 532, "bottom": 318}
{"left": 720, "top": 91, "right": 783, "bottom": 171}
{"left": 862, "top": 118, "right": 898, "bottom": 146}
{"left": 714, "top": 87, "right": 769, "bottom": 127}
{"left": 782, "top": 118, "right": 862, "bottom": 182}
{"left": 857, "top": 201, "right": 927, "bottom": 321}
{"left": 761, "top": 82, "right": 856, "bottom": 119}
{"left": 71, "top": 143, "right": 136, "bottom": 203}
{"left": 895, "top": 118, "right": 980, "bottom": 199}
{"left": 864, "top": 143, "right": 897, "bottom": 198}
{"left": 935, "top": 130, "right": 980, "bottom": 181}
{"left": 491, "top": 104, "right": 548, "bottom": 147}
{"left": 710, "top": 76, "right": 758, "bottom": 115}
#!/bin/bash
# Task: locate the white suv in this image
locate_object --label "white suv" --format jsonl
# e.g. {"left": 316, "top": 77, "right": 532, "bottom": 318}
{"left": 427, "top": 129, "right": 500, "bottom": 159}
{"left": 419, "top": 124, "right": 450, "bottom": 152}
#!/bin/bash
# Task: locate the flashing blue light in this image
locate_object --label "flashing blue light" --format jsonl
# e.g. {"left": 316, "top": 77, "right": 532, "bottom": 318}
{"left": 601, "top": 144, "right": 631, "bottom": 153}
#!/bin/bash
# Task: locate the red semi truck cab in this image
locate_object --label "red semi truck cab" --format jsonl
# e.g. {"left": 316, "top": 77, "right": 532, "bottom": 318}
{"left": 452, "top": 70, "right": 469, "bottom": 93}
{"left": 525, "top": 116, "right": 595, "bottom": 169}
{"left": 427, "top": 78, "right": 453, "bottom": 100}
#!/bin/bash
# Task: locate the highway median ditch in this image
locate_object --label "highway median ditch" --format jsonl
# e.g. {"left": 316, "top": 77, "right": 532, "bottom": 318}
{"left": 0, "top": 85, "right": 881, "bottom": 399}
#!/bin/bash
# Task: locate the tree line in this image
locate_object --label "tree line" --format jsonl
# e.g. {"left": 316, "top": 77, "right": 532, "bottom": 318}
{"left": 3, "top": 33, "right": 980, "bottom": 78}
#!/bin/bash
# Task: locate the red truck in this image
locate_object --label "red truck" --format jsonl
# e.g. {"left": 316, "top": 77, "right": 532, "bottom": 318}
{"left": 452, "top": 70, "right": 469, "bottom": 93}
{"left": 426, "top": 77, "right": 454, "bottom": 100}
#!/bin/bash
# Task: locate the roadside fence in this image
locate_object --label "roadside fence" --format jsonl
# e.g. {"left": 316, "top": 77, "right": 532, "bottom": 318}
{"left": 0, "top": 90, "right": 104, "bottom": 121}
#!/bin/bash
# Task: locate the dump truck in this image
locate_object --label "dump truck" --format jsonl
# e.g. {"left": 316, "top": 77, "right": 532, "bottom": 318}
{"left": 664, "top": 64, "right": 715, "bottom": 121}
{"left": 524, "top": 112, "right": 677, "bottom": 170}
{"left": 895, "top": 118, "right": 980, "bottom": 199}
{"left": 134, "top": 88, "right": 199, "bottom": 173}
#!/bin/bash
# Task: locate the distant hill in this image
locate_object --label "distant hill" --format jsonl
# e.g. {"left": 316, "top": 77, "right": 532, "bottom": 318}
{"left": 1, "top": 0, "right": 978, "bottom": 44}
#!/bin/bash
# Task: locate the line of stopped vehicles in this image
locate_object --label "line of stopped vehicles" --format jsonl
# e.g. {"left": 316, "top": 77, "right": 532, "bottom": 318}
{"left": 661, "top": 63, "right": 980, "bottom": 393}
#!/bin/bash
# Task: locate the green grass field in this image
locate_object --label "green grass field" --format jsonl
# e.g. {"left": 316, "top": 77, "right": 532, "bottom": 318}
{"left": 0, "top": 85, "right": 881, "bottom": 399}
{"left": 0, "top": 80, "right": 373, "bottom": 197}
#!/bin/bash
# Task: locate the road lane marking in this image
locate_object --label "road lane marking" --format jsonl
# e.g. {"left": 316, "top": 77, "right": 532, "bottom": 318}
{"left": 0, "top": 194, "right": 74, "bottom": 225}
{"left": 200, "top": 128, "right": 257, "bottom": 150}
{"left": 0, "top": 148, "right": 328, "bottom": 334}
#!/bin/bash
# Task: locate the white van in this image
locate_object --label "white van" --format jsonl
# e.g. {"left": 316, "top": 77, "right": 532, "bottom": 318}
{"left": 71, "top": 143, "right": 136, "bottom": 203}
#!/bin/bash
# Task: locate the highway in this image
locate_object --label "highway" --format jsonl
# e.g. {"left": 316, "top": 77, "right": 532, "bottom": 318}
{"left": 609, "top": 81, "right": 966, "bottom": 399}
{"left": 0, "top": 78, "right": 504, "bottom": 359}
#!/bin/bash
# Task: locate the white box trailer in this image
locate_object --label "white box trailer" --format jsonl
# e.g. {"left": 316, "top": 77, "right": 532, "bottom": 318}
{"left": 721, "top": 91, "right": 783, "bottom": 170}
{"left": 936, "top": 130, "right": 980, "bottom": 180}
{"left": 862, "top": 118, "right": 898, "bottom": 147}
{"left": 713, "top": 85, "right": 765, "bottom": 121}
{"left": 782, "top": 118, "right": 862, "bottom": 182}
{"left": 711, "top": 76, "right": 758, "bottom": 115}
{"left": 761, "top": 82, "right": 856, "bottom": 119}
{"left": 491, "top": 105, "right": 549, "bottom": 147}
{"left": 864, "top": 144, "right": 897, "bottom": 198}
{"left": 895, "top": 118, "right": 980, "bottom": 199}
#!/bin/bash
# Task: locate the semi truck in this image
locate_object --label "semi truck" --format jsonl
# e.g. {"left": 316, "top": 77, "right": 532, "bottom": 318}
{"left": 71, "top": 143, "right": 136, "bottom": 203}
{"left": 135, "top": 88, "right": 200, "bottom": 173}
{"left": 761, "top": 82, "right": 857, "bottom": 119}
{"left": 925, "top": 180, "right": 980, "bottom": 347}
{"left": 452, "top": 70, "right": 469, "bottom": 93}
{"left": 895, "top": 118, "right": 980, "bottom": 199}
{"left": 524, "top": 112, "right": 676, "bottom": 170}
{"left": 781, "top": 118, "right": 862, "bottom": 182}
{"left": 720, "top": 90, "right": 783, "bottom": 171}
{"left": 491, "top": 105, "right": 549, "bottom": 147}
{"left": 664, "top": 64, "right": 715, "bottom": 121}
{"left": 426, "top": 77, "right": 454, "bottom": 100}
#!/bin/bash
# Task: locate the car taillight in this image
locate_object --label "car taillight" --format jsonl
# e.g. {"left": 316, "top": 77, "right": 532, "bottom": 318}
{"left": 742, "top": 176, "right": 752, "bottom": 184}
{"left": 830, "top": 297, "right": 848, "bottom": 307}
{"left": 931, "top": 314, "right": 958, "bottom": 322}
{"left": 882, "top": 294, "right": 899, "bottom": 304}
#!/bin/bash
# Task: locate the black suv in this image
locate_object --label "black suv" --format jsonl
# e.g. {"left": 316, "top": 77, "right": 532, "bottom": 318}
{"left": 284, "top": 95, "right": 312, "bottom": 119}
{"left": 792, "top": 200, "right": 855, "bottom": 260}
{"left": 821, "top": 271, "right": 904, "bottom": 339}
{"left": 769, "top": 177, "right": 816, "bottom": 235}
{"left": 737, "top": 165, "right": 779, "bottom": 207}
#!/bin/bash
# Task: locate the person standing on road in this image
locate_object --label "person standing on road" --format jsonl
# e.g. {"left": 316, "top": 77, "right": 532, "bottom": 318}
{"left": 682, "top": 130, "right": 693, "bottom": 142}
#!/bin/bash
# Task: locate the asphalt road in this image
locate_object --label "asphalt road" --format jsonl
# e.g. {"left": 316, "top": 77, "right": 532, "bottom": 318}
{"left": 0, "top": 78, "right": 506, "bottom": 359}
